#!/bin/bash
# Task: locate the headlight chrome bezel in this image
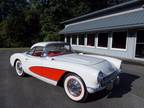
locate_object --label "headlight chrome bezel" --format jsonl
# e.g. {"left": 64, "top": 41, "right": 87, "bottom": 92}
{"left": 97, "top": 71, "right": 104, "bottom": 84}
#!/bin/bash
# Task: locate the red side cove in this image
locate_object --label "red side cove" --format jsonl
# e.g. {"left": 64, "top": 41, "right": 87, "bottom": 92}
{"left": 29, "top": 66, "right": 65, "bottom": 81}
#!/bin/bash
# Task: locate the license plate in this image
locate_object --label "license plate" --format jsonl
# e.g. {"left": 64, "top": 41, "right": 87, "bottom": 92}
{"left": 106, "top": 80, "right": 113, "bottom": 90}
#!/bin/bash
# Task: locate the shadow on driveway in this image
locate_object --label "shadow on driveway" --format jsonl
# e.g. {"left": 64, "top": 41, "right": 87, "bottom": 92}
{"left": 86, "top": 72, "right": 140, "bottom": 102}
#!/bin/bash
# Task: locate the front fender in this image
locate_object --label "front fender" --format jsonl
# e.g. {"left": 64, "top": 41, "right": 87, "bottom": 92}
{"left": 85, "top": 54, "right": 122, "bottom": 71}
{"left": 10, "top": 53, "right": 26, "bottom": 67}
{"left": 51, "top": 60, "right": 100, "bottom": 91}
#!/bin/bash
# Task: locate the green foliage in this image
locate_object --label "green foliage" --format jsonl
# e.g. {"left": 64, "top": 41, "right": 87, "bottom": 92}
{"left": 24, "top": 9, "right": 42, "bottom": 46}
{"left": 0, "top": 20, "right": 8, "bottom": 47}
{"left": 43, "top": 31, "right": 60, "bottom": 41}
{"left": 0, "top": 0, "right": 130, "bottom": 47}
{"left": 108, "top": 0, "right": 130, "bottom": 6}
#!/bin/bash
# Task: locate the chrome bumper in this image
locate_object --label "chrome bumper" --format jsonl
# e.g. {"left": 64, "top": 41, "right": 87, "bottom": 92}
{"left": 87, "top": 71, "right": 120, "bottom": 93}
{"left": 101, "top": 71, "right": 119, "bottom": 87}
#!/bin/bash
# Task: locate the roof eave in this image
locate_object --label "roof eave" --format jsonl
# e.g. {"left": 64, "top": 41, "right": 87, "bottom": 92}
{"left": 61, "top": 0, "right": 143, "bottom": 25}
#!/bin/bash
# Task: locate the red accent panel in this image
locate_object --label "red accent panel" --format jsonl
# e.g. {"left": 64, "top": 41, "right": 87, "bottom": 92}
{"left": 29, "top": 66, "right": 65, "bottom": 81}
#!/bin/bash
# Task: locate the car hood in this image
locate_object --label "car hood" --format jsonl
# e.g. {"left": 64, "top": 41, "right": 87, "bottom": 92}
{"left": 54, "top": 53, "right": 116, "bottom": 75}
{"left": 54, "top": 53, "right": 105, "bottom": 66}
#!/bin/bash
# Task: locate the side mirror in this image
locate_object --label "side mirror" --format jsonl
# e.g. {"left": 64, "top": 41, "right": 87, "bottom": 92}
{"left": 41, "top": 52, "right": 47, "bottom": 57}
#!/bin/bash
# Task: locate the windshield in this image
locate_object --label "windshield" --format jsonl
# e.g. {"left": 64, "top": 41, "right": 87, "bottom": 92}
{"left": 45, "top": 43, "right": 73, "bottom": 57}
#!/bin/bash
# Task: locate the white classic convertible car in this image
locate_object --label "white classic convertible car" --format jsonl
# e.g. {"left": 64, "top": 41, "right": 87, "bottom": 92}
{"left": 10, "top": 41, "right": 121, "bottom": 102}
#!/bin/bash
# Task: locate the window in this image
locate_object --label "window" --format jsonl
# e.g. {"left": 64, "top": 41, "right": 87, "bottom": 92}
{"left": 72, "top": 35, "right": 77, "bottom": 45}
{"left": 27, "top": 48, "right": 35, "bottom": 55}
{"left": 78, "top": 34, "right": 85, "bottom": 45}
{"left": 87, "top": 34, "right": 95, "bottom": 46}
{"left": 112, "top": 31, "right": 127, "bottom": 49}
{"left": 45, "top": 43, "right": 73, "bottom": 57}
{"left": 32, "top": 47, "right": 44, "bottom": 57}
{"left": 98, "top": 33, "right": 108, "bottom": 48}
{"left": 135, "top": 30, "right": 144, "bottom": 58}
{"left": 66, "top": 36, "right": 70, "bottom": 44}
{"left": 137, "top": 30, "right": 144, "bottom": 43}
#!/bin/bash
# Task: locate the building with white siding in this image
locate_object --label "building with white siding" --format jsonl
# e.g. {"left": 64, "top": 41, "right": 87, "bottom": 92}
{"left": 59, "top": 0, "right": 144, "bottom": 61}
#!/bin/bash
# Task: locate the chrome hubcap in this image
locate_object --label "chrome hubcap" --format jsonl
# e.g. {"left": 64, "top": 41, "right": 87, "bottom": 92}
{"left": 67, "top": 78, "right": 82, "bottom": 97}
{"left": 16, "top": 61, "right": 23, "bottom": 75}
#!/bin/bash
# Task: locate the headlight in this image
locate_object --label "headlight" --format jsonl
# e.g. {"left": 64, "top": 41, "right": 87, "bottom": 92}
{"left": 97, "top": 71, "right": 104, "bottom": 84}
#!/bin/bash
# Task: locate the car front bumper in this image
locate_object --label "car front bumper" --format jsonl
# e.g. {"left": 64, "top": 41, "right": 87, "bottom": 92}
{"left": 87, "top": 72, "right": 120, "bottom": 93}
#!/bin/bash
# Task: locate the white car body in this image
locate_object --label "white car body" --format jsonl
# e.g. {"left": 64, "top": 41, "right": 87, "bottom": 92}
{"left": 10, "top": 41, "right": 121, "bottom": 94}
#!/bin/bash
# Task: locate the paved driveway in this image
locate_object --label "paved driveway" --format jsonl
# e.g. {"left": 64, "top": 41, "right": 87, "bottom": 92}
{"left": 0, "top": 50, "right": 144, "bottom": 108}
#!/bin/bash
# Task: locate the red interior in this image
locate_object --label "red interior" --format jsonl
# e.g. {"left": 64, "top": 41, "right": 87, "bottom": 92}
{"left": 32, "top": 51, "right": 64, "bottom": 57}
{"left": 32, "top": 51, "right": 43, "bottom": 57}
{"left": 48, "top": 51, "right": 64, "bottom": 57}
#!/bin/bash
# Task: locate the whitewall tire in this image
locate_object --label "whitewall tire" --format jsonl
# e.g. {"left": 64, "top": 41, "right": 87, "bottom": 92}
{"left": 15, "top": 60, "right": 25, "bottom": 77}
{"left": 64, "top": 74, "right": 88, "bottom": 102}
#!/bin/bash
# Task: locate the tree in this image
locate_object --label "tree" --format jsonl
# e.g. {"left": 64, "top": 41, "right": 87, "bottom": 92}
{"left": 6, "top": 12, "right": 27, "bottom": 47}
{"left": 0, "top": 0, "right": 130, "bottom": 47}
{"left": 0, "top": 0, "right": 28, "bottom": 21}
{"left": 107, "top": 0, "right": 131, "bottom": 6}
{"left": 0, "top": 20, "right": 8, "bottom": 47}
{"left": 24, "top": 9, "right": 42, "bottom": 46}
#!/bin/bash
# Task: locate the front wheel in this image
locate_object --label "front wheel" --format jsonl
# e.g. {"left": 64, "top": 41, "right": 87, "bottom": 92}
{"left": 64, "top": 74, "right": 88, "bottom": 102}
{"left": 15, "top": 60, "right": 25, "bottom": 77}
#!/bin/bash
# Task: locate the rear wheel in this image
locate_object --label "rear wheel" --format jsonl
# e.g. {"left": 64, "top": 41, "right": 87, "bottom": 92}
{"left": 64, "top": 74, "right": 88, "bottom": 102}
{"left": 15, "top": 60, "right": 25, "bottom": 77}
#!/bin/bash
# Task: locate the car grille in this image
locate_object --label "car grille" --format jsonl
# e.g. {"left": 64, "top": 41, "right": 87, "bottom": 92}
{"left": 101, "top": 71, "right": 118, "bottom": 87}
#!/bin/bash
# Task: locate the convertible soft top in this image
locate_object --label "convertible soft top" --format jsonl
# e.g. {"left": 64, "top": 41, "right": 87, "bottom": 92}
{"left": 31, "top": 41, "right": 67, "bottom": 49}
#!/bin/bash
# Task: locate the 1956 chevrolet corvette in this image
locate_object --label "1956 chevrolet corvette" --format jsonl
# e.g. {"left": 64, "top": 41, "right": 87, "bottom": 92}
{"left": 10, "top": 41, "right": 121, "bottom": 102}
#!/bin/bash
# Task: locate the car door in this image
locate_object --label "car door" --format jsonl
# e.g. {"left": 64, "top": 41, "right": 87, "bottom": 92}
{"left": 41, "top": 57, "right": 65, "bottom": 82}
{"left": 23, "top": 46, "right": 44, "bottom": 76}
{"left": 23, "top": 46, "right": 61, "bottom": 85}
